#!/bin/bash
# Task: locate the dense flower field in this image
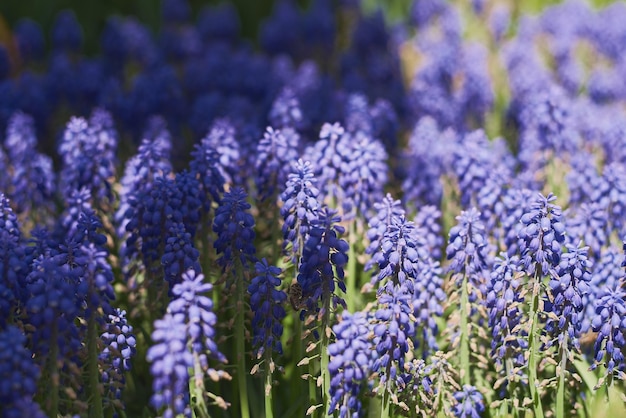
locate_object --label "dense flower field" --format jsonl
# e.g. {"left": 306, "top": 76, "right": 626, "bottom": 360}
{"left": 1, "top": 0, "right": 626, "bottom": 417}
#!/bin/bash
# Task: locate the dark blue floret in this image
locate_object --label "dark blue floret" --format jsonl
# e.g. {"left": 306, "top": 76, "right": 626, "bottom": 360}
{"left": 255, "top": 126, "right": 300, "bottom": 200}
{"left": 14, "top": 18, "right": 45, "bottom": 62}
{"left": 51, "top": 10, "right": 83, "bottom": 52}
{"left": 452, "top": 385, "right": 485, "bottom": 418}
{"left": 545, "top": 243, "right": 592, "bottom": 350}
{"left": 0, "top": 326, "right": 44, "bottom": 417}
{"left": 280, "top": 159, "right": 321, "bottom": 263}
{"left": 100, "top": 309, "right": 137, "bottom": 402}
{"left": 213, "top": 187, "right": 256, "bottom": 272}
{"left": 248, "top": 259, "right": 287, "bottom": 357}
{"left": 328, "top": 311, "right": 374, "bottom": 418}
{"left": 517, "top": 193, "right": 566, "bottom": 276}
{"left": 297, "top": 208, "right": 349, "bottom": 317}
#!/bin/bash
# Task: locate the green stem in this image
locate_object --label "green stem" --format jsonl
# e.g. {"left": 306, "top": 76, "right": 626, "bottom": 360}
{"left": 48, "top": 322, "right": 60, "bottom": 418}
{"left": 346, "top": 221, "right": 358, "bottom": 312}
{"left": 459, "top": 272, "right": 471, "bottom": 386}
{"left": 556, "top": 335, "right": 568, "bottom": 418}
{"left": 528, "top": 270, "right": 545, "bottom": 418}
{"left": 264, "top": 353, "right": 274, "bottom": 418}
{"left": 234, "top": 260, "right": 251, "bottom": 418}
{"left": 271, "top": 206, "right": 281, "bottom": 262}
{"left": 380, "top": 389, "right": 390, "bottom": 418}
{"left": 191, "top": 352, "right": 210, "bottom": 418}
{"left": 308, "top": 361, "right": 318, "bottom": 409}
{"left": 87, "top": 313, "right": 104, "bottom": 418}
{"left": 320, "top": 295, "right": 332, "bottom": 418}
{"left": 292, "top": 314, "right": 306, "bottom": 416}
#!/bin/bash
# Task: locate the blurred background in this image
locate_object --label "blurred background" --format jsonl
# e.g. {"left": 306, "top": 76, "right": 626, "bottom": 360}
{"left": 0, "top": 0, "right": 616, "bottom": 56}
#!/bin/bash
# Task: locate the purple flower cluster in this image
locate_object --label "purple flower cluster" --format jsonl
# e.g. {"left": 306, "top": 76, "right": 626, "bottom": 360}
{"left": 280, "top": 159, "right": 321, "bottom": 263}
{"left": 517, "top": 193, "right": 565, "bottom": 276}
{"left": 248, "top": 259, "right": 287, "bottom": 358}
{"left": 297, "top": 208, "right": 349, "bottom": 318}
{"left": 213, "top": 187, "right": 256, "bottom": 272}
{"left": 0, "top": 326, "right": 44, "bottom": 418}
{"left": 446, "top": 207, "right": 490, "bottom": 299}
{"left": 148, "top": 270, "right": 225, "bottom": 418}
{"left": 328, "top": 312, "right": 373, "bottom": 418}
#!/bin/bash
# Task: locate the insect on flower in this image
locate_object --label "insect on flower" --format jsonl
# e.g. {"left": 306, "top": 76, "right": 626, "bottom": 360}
{"left": 288, "top": 281, "right": 305, "bottom": 311}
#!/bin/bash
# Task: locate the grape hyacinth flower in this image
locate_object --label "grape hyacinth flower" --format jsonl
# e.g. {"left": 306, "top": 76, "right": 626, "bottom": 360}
{"left": 412, "top": 256, "right": 446, "bottom": 356}
{"left": 147, "top": 313, "right": 194, "bottom": 418}
{"left": 496, "top": 187, "right": 535, "bottom": 256}
{"left": 414, "top": 205, "right": 444, "bottom": 261}
{"left": 401, "top": 117, "right": 448, "bottom": 208}
{"left": 189, "top": 132, "right": 225, "bottom": 211}
{"left": 565, "top": 202, "right": 609, "bottom": 262}
{"left": 213, "top": 187, "right": 256, "bottom": 418}
{"left": 255, "top": 126, "right": 300, "bottom": 201}
{"left": 452, "top": 385, "right": 485, "bottom": 418}
{"left": 371, "top": 281, "right": 415, "bottom": 407}
{"left": 3, "top": 112, "right": 56, "bottom": 218}
{"left": 328, "top": 312, "right": 374, "bottom": 418}
{"left": 173, "top": 170, "right": 203, "bottom": 238}
{"left": 338, "top": 130, "right": 388, "bottom": 219}
{"left": 100, "top": 309, "right": 137, "bottom": 405}
{"left": 213, "top": 187, "right": 256, "bottom": 273}
{"left": 590, "top": 285, "right": 626, "bottom": 385}
{"left": 485, "top": 254, "right": 527, "bottom": 373}
{"left": 304, "top": 122, "right": 347, "bottom": 205}
{"left": 280, "top": 159, "right": 321, "bottom": 264}
{"left": 518, "top": 193, "right": 566, "bottom": 276}
{"left": 14, "top": 18, "right": 45, "bottom": 62}
{"left": 566, "top": 153, "right": 602, "bottom": 207}
{"left": 168, "top": 270, "right": 226, "bottom": 369}
{"left": 371, "top": 214, "right": 422, "bottom": 290}
{"left": 161, "top": 222, "right": 201, "bottom": 289}
{"left": 0, "top": 326, "right": 45, "bottom": 418}
{"left": 446, "top": 207, "right": 490, "bottom": 387}
{"left": 123, "top": 177, "right": 184, "bottom": 281}
{"left": 199, "top": 119, "right": 241, "bottom": 186}
{"left": 452, "top": 130, "right": 499, "bottom": 209}
{"left": 58, "top": 112, "right": 117, "bottom": 207}
{"left": 297, "top": 208, "right": 349, "bottom": 320}
{"left": 248, "top": 259, "right": 287, "bottom": 359}
{"left": 446, "top": 207, "right": 490, "bottom": 296}
{"left": 364, "top": 194, "right": 405, "bottom": 273}
{"left": 0, "top": 193, "right": 29, "bottom": 311}
{"left": 148, "top": 270, "right": 227, "bottom": 418}
{"left": 582, "top": 245, "right": 623, "bottom": 334}
{"left": 269, "top": 87, "right": 303, "bottom": 129}
{"left": 116, "top": 123, "right": 172, "bottom": 236}
{"left": 594, "top": 163, "right": 626, "bottom": 236}
{"left": 545, "top": 243, "right": 592, "bottom": 351}
{"left": 248, "top": 259, "right": 286, "bottom": 415}
{"left": 52, "top": 10, "right": 83, "bottom": 52}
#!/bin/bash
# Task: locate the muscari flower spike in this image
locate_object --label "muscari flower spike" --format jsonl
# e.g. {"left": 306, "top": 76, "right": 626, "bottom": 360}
{"left": 0, "top": 325, "right": 45, "bottom": 418}
{"left": 212, "top": 186, "right": 256, "bottom": 272}
{"left": 517, "top": 193, "right": 566, "bottom": 276}
{"left": 486, "top": 253, "right": 527, "bottom": 369}
{"left": 545, "top": 243, "right": 592, "bottom": 351}
{"left": 255, "top": 126, "right": 300, "bottom": 200}
{"left": 297, "top": 207, "right": 349, "bottom": 319}
{"left": 446, "top": 207, "right": 490, "bottom": 300}
{"left": 590, "top": 283, "right": 626, "bottom": 382}
{"left": 328, "top": 311, "right": 374, "bottom": 418}
{"left": 279, "top": 159, "right": 321, "bottom": 263}
{"left": 371, "top": 281, "right": 415, "bottom": 397}
{"left": 100, "top": 308, "right": 137, "bottom": 403}
{"left": 248, "top": 259, "right": 287, "bottom": 358}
